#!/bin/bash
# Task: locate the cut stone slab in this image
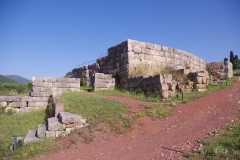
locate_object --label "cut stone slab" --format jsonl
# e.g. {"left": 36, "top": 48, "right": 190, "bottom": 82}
{"left": 37, "top": 124, "right": 47, "bottom": 138}
{"left": 48, "top": 117, "right": 63, "bottom": 131}
{"left": 65, "top": 127, "right": 75, "bottom": 135}
{"left": 58, "top": 112, "right": 85, "bottom": 125}
{"left": 9, "top": 102, "right": 27, "bottom": 108}
{"left": 0, "top": 102, "right": 7, "bottom": 108}
{"left": 54, "top": 102, "right": 65, "bottom": 117}
{"left": 24, "top": 130, "right": 44, "bottom": 144}
{"left": 46, "top": 131, "right": 56, "bottom": 138}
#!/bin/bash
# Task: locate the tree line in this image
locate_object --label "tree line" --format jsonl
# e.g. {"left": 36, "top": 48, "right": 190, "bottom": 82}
{"left": 224, "top": 51, "right": 239, "bottom": 70}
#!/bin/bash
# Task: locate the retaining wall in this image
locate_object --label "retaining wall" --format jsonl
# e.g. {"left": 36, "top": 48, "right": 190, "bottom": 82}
{"left": 72, "top": 39, "right": 207, "bottom": 88}
{"left": 0, "top": 77, "right": 81, "bottom": 113}
{"left": 208, "top": 61, "right": 233, "bottom": 80}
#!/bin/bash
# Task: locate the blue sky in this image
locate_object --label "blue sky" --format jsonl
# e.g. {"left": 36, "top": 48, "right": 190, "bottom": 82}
{"left": 0, "top": 0, "right": 239, "bottom": 80}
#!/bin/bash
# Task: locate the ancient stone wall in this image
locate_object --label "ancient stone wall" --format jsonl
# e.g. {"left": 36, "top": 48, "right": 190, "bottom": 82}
{"left": 208, "top": 61, "right": 233, "bottom": 80}
{"left": 91, "top": 73, "right": 115, "bottom": 91}
{"left": 0, "top": 77, "right": 81, "bottom": 113}
{"left": 72, "top": 39, "right": 207, "bottom": 88}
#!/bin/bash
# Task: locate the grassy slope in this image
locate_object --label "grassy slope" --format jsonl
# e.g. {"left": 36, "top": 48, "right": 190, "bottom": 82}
{"left": 60, "top": 92, "right": 132, "bottom": 134}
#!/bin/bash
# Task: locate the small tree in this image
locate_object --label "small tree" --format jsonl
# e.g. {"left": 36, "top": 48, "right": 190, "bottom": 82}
{"left": 64, "top": 71, "right": 72, "bottom": 78}
{"left": 224, "top": 57, "right": 228, "bottom": 61}
{"left": 230, "top": 51, "right": 234, "bottom": 64}
{"left": 16, "top": 85, "right": 24, "bottom": 94}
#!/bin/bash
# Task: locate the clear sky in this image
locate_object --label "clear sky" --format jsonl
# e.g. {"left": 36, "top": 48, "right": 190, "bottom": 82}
{"left": 0, "top": 0, "right": 239, "bottom": 80}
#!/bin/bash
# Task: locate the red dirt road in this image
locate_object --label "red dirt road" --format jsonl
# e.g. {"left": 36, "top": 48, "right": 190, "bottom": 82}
{"left": 37, "top": 82, "right": 240, "bottom": 160}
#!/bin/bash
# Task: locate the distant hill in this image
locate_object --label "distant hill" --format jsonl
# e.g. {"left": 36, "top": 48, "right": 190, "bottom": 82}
{"left": 4, "top": 75, "right": 32, "bottom": 84}
{"left": 0, "top": 75, "right": 17, "bottom": 83}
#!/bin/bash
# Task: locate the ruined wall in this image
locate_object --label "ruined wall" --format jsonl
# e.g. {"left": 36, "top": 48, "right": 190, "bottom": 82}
{"left": 208, "top": 61, "right": 233, "bottom": 80}
{"left": 91, "top": 73, "right": 115, "bottom": 91}
{"left": 72, "top": 39, "right": 207, "bottom": 88}
{"left": 0, "top": 77, "right": 81, "bottom": 113}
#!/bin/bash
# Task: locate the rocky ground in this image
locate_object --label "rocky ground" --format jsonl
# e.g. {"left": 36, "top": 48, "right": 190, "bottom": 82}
{"left": 36, "top": 82, "right": 240, "bottom": 160}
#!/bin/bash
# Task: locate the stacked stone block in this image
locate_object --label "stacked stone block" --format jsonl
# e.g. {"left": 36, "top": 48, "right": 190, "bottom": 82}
{"left": 0, "top": 96, "right": 49, "bottom": 113}
{"left": 92, "top": 73, "right": 115, "bottom": 91}
{"left": 188, "top": 70, "right": 210, "bottom": 91}
{"left": 127, "top": 74, "right": 176, "bottom": 99}
{"left": 0, "top": 77, "right": 80, "bottom": 114}
{"left": 24, "top": 112, "right": 88, "bottom": 144}
{"left": 72, "top": 39, "right": 207, "bottom": 89}
{"left": 208, "top": 61, "right": 233, "bottom": 80}
{"left": 32, "top": 77, "right": 80, "bottom": 97}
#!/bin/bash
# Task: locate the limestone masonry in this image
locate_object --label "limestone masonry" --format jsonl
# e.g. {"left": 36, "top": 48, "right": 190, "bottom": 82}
{"left": 0, "top": 77, "right": 80, "bottom": 113}
{"left": 72, "top": 39, "right": 207, "bottom": 87}
{"left": 72, "top": 39, "right": 232, "bottom": 93}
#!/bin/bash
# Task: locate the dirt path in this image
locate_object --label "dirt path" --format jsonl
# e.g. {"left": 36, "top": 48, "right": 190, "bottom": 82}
{"left": 37, "top": 82, "right": 240, "bottom": 160}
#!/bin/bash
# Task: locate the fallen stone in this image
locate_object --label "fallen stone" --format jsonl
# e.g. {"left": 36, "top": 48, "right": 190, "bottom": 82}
{"left": 48, "top": 117, "right": 63, "bottom": 131}
{"left": 0, "top": 102, "right": 7, "bottom": 108}
{"left": 1, "top": 96, "right": 21, "bottom": 102}
{"left": 53, "top": 102, "right": 65, "bottom": 117}
{"left": 37, "top": 124, "right": 47, "bottom": 138}
{"left": 24, "top": 130, "right": 44, "bottom": 144}
{"left": 58, "top": 112, "right": 85, "bottom": 125}
{"left": 46, "top": 131, "right": 56, "bottom": 138}
{"left": 65, "top": 127, "right": 75, "bottom": 135}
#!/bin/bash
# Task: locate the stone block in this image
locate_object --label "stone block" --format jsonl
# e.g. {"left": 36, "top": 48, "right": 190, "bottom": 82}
{"left": 48, "top": 117, "right": 63, "bottom": 131}
{"left": 161, "top": 46, "right": 168, "bottom": 52}
{"left": 24, "top": 130, "right": 44, "bottom": 144}
{"left": 44, "top": 77, "right": 56, "bottom": 82}
{"left": 153, "top": 44, "right": 161, "bottom": 51}
{"left": 1, "top": 96, "right": 21, "bottom": 102}
{"left": 37, "top": 124, "right": 47, "bottom": 138}
{"left": 21, "top": 96, "right": 33, "bottom": 102}
{"left": 161, "top": 90, "right": 169, "bottom": 99}
{"left": 67, "top": 78, "right": 78, "bottom": 83}
{"left": 94, "top": 73, "right": 103, "bottom": 79}
{"left": 52, "top": 83, "right": 71, "bottom": 88}
{"left": 32, "top": 97, "right": 49, "bottom": 102}
{"left": 158, "top": 83, "right": 169, "bottom": 91}
{"left": 65, "top": 127, "right": 75, "bottom": 135}
{"left": 32, "top": 77, "right": 44, "bottom": 82}
{"left": 46, "top": 131, "right": 56, "bottom": 138}
{"left": 168, "top": 81, "right": 177, "bottom": 91}
{"left": 94, "top": 82, "right": 107, "bottom": 88}
{"left": 70, "top": 83, "right": 80, "bottom": 88}
{"left": 56, "top": 78, "right": 68, "bottom": 83}
{"left": 195, "top": 84, "right": 206, "bottom": 89}
{"left": 127, "top": 39, "right": 138, "bottom": 46}
{"left": 54, "top": 102, "right": 65, "bottom": 117}
{"left": 133, "top": 46, "right": 141, "bottom": 53}
{"left": 32, "top": 81, "right": 51, "bottom": 87}
{"left": 0, "top": 102, "right": 7, "bottom": 108}
{"left": 58, "top": 112, "right": 85, "bottom": 125}
{"left": 28, "top": 102, "right": 48, "bottom": 108}
{"left": 9, "top": 102, "right": 27, "bottom": 108}
{"left": 30, "top": 92, "right": 50, "bottom": 97}
{"left": 139, "top": 42, "right": 146, "bottom": 48}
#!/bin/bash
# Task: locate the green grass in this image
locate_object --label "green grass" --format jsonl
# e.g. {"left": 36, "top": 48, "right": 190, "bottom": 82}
{"left": 194, "top": 116, "right": 240, "bottom": 160}
{"left": 95, "top": 87, "right": 161, "bottom": 102}
{"left": 60, "top": 92, "right": 132, "bottom": 134}
{"left": 0, "top": 110, "right": 52, "bottom": 160}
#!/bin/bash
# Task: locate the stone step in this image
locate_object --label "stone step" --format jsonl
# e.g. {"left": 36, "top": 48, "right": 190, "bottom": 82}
{"left": 24, "top": 130, "right": 44, "bottom": 144}
{"left": 48, "top": 117, "right": 63, "bottom": 131}
{"left": 37, "top": 124, "right": 47, "bottom": 138}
